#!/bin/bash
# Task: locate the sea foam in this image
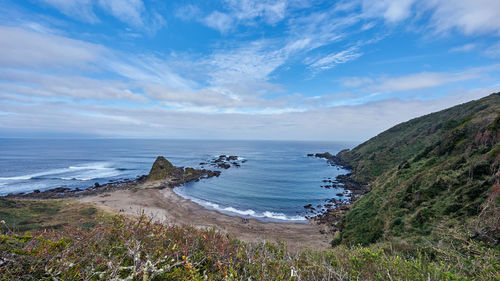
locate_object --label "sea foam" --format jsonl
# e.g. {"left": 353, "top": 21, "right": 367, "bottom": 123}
{"left": 174, "top": 188, "right": 307, "bottom": 222}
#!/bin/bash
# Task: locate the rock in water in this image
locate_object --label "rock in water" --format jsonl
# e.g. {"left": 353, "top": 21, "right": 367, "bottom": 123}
{"left": 147, "top": 156, "right": 181, "bottom": 182}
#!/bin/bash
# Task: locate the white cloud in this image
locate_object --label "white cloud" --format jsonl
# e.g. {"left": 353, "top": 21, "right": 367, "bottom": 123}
{"left": 178, "top": 0, "right": 289, "bottom": 33}
{"left": 362, "top": 0, "right": 416, "bottom": 23}
{"left": 40, "top": 0, "right": 98, "bottom": 23}
{"left": 207, "top": 40, "right": 286, "bottom": 85}
{"left": 224, "top": 0, "right": 288, "bottom": 24}
{"left": 0, "top": 25, "right": 293, "bottom": 110}
{"left": 40, "top": 0, "right": 165, "bottom": 33}
{"left": 372, "top": 72, "right": 476, "bottom": 92}
{"left": 0, "top": 26, "right": 104, "bottom": 69}
{"left": 359, "top": 0, "right": 500, "bottom": 35}
{"left": 341, "top": 67, "right": 496, "bottom": 92}
{"left": 450, "top": 43, "right": 476, "bottom": 53}
{"left": 98, "top": 0, "right": 145, "bottom": 27}
{"left": 308, "top": 46, "right": 362, "bottom": 71}
{"left": 424, "top": 0, "right": 500, "bottom": 35}
{"left": 0, "top": 87, "right": 496, "bottom": 140}
{"left": 174, "top": 4, "right": 202, "bottom": 21}
{"left": 0, "top": 68, "right": 147, "bottom": 102}
{"left": 203, "top": 11, "right": 234, "bottom": 34}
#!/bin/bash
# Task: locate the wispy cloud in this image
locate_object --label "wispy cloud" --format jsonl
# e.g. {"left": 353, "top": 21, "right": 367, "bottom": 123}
{"left": 424, "top": 0, "right": 500, "bottom": 35}
{"left": 450, "top": 43, "right": 476, "bottom": 53}
{"left": 307, "top": 46, "right": 362, "bottom": 71}
{"left": 178, "top": 0, "right": 289, "bottom": 34}
{"left": 223, "top": 0, "right": 288, "bottom": 24}
{"left": 0, "top": 26, "right": 104, "bottom": 69}
{"left": 1, "top": 86, "right": 495, "bottom": 140}
{"left": 40, "top": 0, "right": 98, "bottom": 23}
{"left": 484, "top": 41, "right": 500, "bottom": 58}
{"left": 39, "top": 0, "right": 166, "bottom": 34}
{"left": 341, "top": 66, "right": 500, "bottom": 93}
{"left": 361, "top": 0, "right": 416, "bottom": 23}
{"left": 202, "top": 11, "right": 234, "bottom": 34}
{"left": 358, "top": 0, "right": 500, "bottom": 35}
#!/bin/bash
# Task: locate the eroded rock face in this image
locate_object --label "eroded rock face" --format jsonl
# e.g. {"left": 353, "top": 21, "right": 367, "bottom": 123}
{"left": 147, "top": 156, "right": 183, "bottom": 182}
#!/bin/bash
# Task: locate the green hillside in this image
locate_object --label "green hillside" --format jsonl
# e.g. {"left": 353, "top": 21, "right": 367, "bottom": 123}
{"left": 335, "top": 93, "right": 500, "bottom": 246}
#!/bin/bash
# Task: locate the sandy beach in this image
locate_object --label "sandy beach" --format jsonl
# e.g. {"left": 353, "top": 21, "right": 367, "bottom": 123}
{"left": 78, "top": 181, "right": 332, "bottom": 252}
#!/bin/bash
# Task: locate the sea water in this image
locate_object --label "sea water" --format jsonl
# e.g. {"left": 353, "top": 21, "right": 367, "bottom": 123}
{"left": 0, "top": 139, "right": 355, "bottom": 222}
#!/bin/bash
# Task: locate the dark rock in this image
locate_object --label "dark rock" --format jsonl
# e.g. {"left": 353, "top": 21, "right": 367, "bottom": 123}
{"left": 218, "top": 163, "right": 230, "bottom": 169}
{"left": 227, "top": 155, "right": 238, "bottom": 161}
{"left": 33, "top": 189, "right": 40, "bottom": 193}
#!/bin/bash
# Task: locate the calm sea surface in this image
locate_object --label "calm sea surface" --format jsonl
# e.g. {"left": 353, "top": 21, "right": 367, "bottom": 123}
{"left": 0, "top": 139, "right": 355, "bottom": 221}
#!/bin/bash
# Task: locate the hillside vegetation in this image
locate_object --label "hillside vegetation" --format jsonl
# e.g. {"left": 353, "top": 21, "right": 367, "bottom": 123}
{"left": 335, "top": 93, "right": 500, "bottom": 246}
{"left": 1, "top": 209, "right": 498, "bottom": 280}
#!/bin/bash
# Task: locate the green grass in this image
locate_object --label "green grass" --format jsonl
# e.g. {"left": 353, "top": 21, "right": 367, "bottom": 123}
{"left": 1, "top": 214, "right": 498, "bottom": 280}
{"left": 0, "top": 198, "right": 104, "bottom": 233}
{"left": 335, "top": 93, "right": 500, "bottom": 246}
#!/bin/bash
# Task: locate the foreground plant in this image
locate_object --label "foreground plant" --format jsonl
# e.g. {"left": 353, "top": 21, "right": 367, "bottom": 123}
{"left": 1, "top": 214, "right": 497, "bottom": 280}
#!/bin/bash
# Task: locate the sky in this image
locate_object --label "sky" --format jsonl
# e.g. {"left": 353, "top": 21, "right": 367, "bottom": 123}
{"left": 1, "top": 0, "right": 500, "bottom": 141}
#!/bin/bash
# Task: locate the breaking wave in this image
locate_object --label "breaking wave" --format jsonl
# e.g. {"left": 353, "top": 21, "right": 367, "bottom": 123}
{"left": 0, "top": 163, "right": 121, "bottom": 182}
{"left": 173, "top": 188, "right": 307, "bottom": 222}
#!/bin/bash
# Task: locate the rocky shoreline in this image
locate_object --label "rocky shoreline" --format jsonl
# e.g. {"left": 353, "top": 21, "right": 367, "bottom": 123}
{"left": 2, "top": 176, "right": 147, "bottom": 200}
{"left": 306, "top": 151, "right": 368, "bottom": 231}
{"left": 4, "top": 152, "right": 362, "bottom": 233}
{"left": 3, "top": 155, "right": 237, "bottom": 200}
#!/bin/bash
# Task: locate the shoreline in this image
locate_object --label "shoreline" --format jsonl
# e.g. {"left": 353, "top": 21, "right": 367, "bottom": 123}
{"left": 2, "top": 152, "right": 363, "bottom": 249}
{"left": 78, "top": 181, "right": 332, "bottom": 251}
{"left": 172, "top": 186, "right": 309, "bottom": 223}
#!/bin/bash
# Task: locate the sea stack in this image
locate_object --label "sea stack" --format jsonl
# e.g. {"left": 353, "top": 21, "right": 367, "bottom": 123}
{"left": 147, "top": 156, "right": 182, "bottom": 182}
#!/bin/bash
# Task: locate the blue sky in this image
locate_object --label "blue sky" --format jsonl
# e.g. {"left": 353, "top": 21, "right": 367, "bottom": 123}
{"left": 1, "top": 0, "right": 500, "bottom": 141}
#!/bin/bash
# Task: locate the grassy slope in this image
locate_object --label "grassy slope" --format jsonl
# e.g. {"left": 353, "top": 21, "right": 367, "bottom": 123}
{"left": 336, "top": 93, "right": 500, "bottom": 246}
{"left": 1, "top": 208, "right": 497, "bottom": 280}
{"left": 0, "top": 198, "right": 104, "bottom": 232}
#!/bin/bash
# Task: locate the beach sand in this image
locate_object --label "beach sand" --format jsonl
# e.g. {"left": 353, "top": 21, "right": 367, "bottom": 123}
{"left": 78, "top": 182, "right": 332, "bottom": 252}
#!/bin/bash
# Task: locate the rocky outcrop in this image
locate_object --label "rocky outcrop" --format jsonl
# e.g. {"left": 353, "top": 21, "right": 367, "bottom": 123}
{"left": 147, "top": 156, "right": 183, "bottom": 182}
{"left": 199, "top": 155, "right": 245, "bottom": 169}
{"left": 311, "top": 151, "right": 353, "bottom": 170}
{"left": 147, "top": 156, "right": 221, "bottom": 185}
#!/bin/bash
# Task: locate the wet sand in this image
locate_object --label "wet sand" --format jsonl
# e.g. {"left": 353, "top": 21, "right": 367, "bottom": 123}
{"left": 78, "top": 181, "right": 332, "bottom": 252}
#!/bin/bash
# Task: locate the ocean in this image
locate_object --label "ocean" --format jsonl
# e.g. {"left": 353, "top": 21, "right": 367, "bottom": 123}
{"left": 0, "top": 139, "right": 355, "bottom": 222}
